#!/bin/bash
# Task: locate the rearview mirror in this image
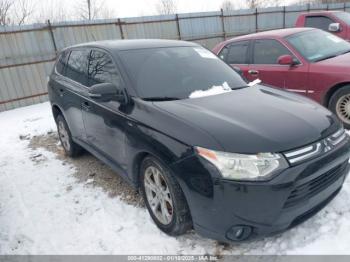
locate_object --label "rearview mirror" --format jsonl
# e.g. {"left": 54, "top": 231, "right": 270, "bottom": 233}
{"left": 277, "top": 55, "right": 299, "bottom": 66}
{"left": 88, "top": 83, "right": 127, "bottom": 104}
{"left": 329, "top": 23, "right": 340, "bottom": 32}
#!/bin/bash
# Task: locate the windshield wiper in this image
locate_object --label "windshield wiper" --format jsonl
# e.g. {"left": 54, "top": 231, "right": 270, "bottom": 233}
{"left": 143, "top": 97, "right": 181, "bottom": 101}
{"left": 231, "top": 85, "right": 249, "bottom": 90}
{"left": 339, "top": 49, "right": 350, "bottom": 55}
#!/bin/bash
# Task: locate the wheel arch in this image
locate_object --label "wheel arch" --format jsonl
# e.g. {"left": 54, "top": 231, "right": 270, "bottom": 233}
{"left": 324, "top": 82, "right": 350, "bottom": 107}
{"left": 52, "top": 104, "right": 63, "bottom": 122}
{"left": 132, "top": 151, "right": 150, "bottom": 188}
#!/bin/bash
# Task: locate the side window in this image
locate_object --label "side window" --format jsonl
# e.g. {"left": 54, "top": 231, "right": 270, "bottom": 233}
{"left": 55, "top": 51, "right": 68, "bottom": 75}
{"left": 65, "top": 49, "right": 89, "bottom": 86}
{"left": 253, "top": 39, "right": 292, "bottom": 64}
{"left": 305, "top": 16, "right": 334, "bottom": 31}
{"left": 87, "top": 50, "right": 122, "bottom": 88}
{"left": 220, "top": 41, "right": 249, "bottom": 64}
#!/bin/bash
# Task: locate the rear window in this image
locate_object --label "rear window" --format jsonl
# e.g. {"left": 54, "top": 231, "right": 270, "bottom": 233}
{"left": 220, "top": 41, "right": 249, "bottom": 64}
{"left": 65, "top": 49, "right": 89, "bottom": 86}
{"left": 55, "top": 51, "right": 68, "bottom": 75}
{"left": 305, "top": 16, "right": 335, "bottom": 31}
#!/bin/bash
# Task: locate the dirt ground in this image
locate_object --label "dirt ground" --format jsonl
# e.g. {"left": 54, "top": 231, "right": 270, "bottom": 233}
{"left": 27, "top": 132, "right": 144, "bottom": 207}
{"left": 26, "top": 132, "right": 229, "bottom": 254}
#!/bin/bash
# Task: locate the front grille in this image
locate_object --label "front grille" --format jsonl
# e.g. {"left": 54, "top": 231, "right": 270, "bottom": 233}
{"left": 284, "top": 128, "right": 347, "bottom": 165}
{"left": 284, "top": 163, "right": 346, "bottom": 208}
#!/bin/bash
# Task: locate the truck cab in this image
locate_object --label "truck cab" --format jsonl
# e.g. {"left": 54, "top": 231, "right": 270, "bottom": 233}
{"left": 295, "top": 11, "right": 350, "bottom": 41}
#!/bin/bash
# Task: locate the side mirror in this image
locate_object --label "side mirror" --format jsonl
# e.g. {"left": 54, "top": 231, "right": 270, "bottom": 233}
{"left": 88, "top": 83, "right": 127, "bottom": 104}
{"left": 277, "top": 55, "right": 299, "bottom": 66}
{"left": 329, "top": 23, "right": 341, "bottom": 32}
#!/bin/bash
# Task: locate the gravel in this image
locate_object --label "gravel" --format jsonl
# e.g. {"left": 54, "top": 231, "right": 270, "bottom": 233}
{"left": 28, "top": 132, "right": 144, "bottom": 207}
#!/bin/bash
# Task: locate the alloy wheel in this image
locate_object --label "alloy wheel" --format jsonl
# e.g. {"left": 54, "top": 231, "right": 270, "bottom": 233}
{"left": 58, "top": 120, "right": 71, "bottom": 152}
{"left": 336, "top": 94, "right": 350, "bottom": 124}
{"left": 144, "top": 166, "right": 174, "bottom": 225}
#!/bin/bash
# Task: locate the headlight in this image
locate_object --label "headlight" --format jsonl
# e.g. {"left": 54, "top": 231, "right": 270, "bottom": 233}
{"left": 196, "top": 147, "right": 288, "bottom": 181}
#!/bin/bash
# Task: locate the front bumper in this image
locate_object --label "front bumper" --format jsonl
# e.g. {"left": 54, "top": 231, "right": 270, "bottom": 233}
{"left": 171, "top": 139, "right": 350, "bottom": 243}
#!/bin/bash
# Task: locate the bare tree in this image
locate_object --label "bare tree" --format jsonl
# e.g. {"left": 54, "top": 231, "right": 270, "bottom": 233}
{"left": 156, "top": 0, "right": 177, "bottom": 15}
{"left": 0, "top": 0, "right": 13, "bottom": 25}
{"left": 221, "top": 0, "right": 235, "bottom": 11}
{"left": 75, "top": 0, "right": 116, "bottom": 20}
{"left": 13, "top": 0, "right": 35, "bottom": 25}
{"left": 245, "top": 0, "right": 283, "bottom": 8}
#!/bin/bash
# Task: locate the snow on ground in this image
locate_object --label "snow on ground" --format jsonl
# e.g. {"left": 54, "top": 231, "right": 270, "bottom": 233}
{"left": 0, "top": 102, "right": 350, "bottom": 255}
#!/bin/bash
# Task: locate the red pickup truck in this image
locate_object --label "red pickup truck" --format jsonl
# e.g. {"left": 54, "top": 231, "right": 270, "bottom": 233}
{"left": 295, "top": 11, "right": 350, "bottom": 41}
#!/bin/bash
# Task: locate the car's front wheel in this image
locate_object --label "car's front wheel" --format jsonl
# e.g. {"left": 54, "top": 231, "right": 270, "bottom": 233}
{"left": 140, "top": 156, "right": 192, "bottom": 236}
{"left": 56, "top": 114, "right": 83, "bottom": 157}
{"left": 329, "top": 86, "right": 350, "bottom": 129}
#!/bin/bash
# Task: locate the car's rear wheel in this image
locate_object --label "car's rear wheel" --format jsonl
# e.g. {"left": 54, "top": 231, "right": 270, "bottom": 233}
{"left": 140, "top": 156, "right": 192, "bottom": 236}
{"left": 56, "top": 114, "right": 83, "bottom": 157}
{"left": 329, "top": 86, "right": 350, "bottom": 129}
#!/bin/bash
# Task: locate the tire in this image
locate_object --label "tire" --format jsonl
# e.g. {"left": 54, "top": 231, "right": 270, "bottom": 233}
{"left": 140, "top": 156, "right": 192, "bottom": 236}
{"left": 56, "top": 114, "right": 83, "bottom": 157}
{"left": 329, "top": 85, "right": 350, "bottom": 129}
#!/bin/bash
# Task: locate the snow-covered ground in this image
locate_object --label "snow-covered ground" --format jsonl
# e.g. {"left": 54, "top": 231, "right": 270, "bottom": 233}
{"left": 0, "top": 102, "right": 350, "bottom": 255}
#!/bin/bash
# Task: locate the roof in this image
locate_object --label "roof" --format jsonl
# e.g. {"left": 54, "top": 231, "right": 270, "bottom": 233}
{"left": 67, "top": 39, "right": 198, "bottom": 51}
{"left": 225, "top": 27, "right": 315, "bottom": 43}
{"left": 300, "top": 10, "right": 344, "bottom": 16}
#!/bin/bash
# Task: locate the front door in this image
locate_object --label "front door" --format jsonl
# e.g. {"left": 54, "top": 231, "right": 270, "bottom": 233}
{"left": 81, "top": 49, "right": 128, "bottom": 171}
{"left": 248, "top": 39, "right": 310, "bottom": 96}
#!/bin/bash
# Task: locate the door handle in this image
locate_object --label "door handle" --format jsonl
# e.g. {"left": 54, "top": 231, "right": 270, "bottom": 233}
{"left": 59, "top": 88, "right": 64, "bottom": 97}
{"left": 81, "top": 101, "right": 91, "bottom": 111}
{"left": 248, "top": 70, "right": 259, "bottom": 76}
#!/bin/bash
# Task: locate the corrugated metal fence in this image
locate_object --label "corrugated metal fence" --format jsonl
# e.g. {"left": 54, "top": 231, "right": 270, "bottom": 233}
{"left": 1, "top": 2, "right": 350, "bottom": 112}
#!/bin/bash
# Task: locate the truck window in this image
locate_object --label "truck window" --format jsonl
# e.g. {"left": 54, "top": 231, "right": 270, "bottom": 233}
{"left": 305, "top": 16, "right": 335, "bottom": 31}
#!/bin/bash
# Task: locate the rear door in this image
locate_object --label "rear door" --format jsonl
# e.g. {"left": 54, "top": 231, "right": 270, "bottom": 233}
{"left": 82, "top": 48, "right": 128, "bottom": 171}
{"left": 218, "top": 40, "right": 250, "bottom": 79}
{"left": 57, "top": 48, "right": 90, "bottom": 141}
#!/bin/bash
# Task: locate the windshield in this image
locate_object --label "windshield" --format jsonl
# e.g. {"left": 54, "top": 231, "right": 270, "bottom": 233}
{"left": 286, "top": 29, "right": 350, "bottom": 62}
{"left": 333, "top": 11, "right": 350, "bottom": 25}
{"left": 119, "top": 46, "right": 247, "bottom": 100}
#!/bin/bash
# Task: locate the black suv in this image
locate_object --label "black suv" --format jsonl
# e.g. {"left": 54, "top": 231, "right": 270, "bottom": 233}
{"left": 48, "top": 40, "right": 350, "bottom": 243}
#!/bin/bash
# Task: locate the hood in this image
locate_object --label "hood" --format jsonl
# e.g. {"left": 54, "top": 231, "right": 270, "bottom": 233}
{"left": 153, "top": 85, "right": 341, "bottom": 154}
{"left": 317, "top": 52, "right": 350, "bottom": 67}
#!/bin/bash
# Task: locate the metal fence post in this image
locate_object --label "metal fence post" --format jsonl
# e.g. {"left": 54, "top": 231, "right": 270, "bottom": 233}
{"left": 255, "top": 8, "right": 258, "bottom": 32}
{"left": 47, "top": 20, "right": 58, "bottom": 55}
{"left": 117, "top": 18, "right": 125, "bottom": 39}
{"left": 175, "top": 14, "right": 181, "bottom": 40}
{"left": 283, "top": 6, "right": 286, "bottom": 29}
{"left": 220, "top": 8, "right": 226, "bottom": 40}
